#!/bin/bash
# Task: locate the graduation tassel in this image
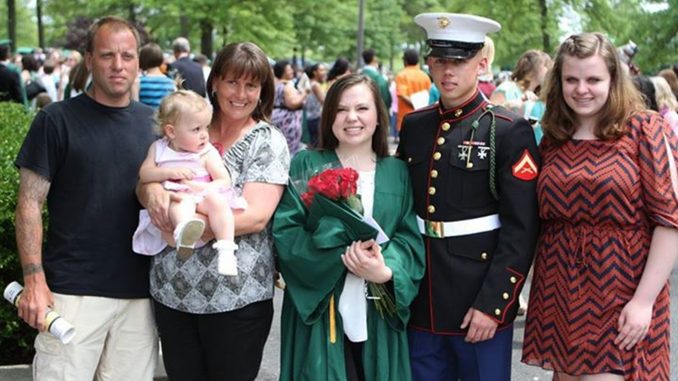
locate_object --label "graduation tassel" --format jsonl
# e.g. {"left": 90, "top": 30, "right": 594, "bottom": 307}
{"left": 329, "top": 294, "right": 336, "bottom": 343}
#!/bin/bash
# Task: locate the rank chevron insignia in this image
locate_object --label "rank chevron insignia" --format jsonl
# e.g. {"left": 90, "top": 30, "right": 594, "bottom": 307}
{"left": 511, "top": 149, "right": 538, "bottom": 181}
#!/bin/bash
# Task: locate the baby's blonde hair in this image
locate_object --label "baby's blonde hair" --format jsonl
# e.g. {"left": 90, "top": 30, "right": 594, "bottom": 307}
{"left": 155, "top": 90, "right": 212, "bottom": 136}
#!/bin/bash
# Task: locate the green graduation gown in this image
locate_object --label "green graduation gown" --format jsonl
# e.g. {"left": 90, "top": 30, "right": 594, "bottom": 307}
{"left": 273, "top": 150, "right": 425, "bottom": 381}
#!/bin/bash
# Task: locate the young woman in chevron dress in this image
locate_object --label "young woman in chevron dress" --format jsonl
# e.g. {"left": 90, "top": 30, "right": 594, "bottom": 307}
{"left": 521, "top": 32, "right": 678, "bottom": 381}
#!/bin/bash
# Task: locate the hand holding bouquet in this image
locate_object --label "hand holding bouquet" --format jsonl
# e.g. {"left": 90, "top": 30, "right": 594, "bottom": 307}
{"left": 300, "top": 167, "right": 395, "bottom": 317}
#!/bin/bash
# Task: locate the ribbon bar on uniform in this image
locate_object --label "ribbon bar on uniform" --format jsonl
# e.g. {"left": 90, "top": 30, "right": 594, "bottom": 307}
{"left": 416, "top": 214, "right": 501, "bottom": 238}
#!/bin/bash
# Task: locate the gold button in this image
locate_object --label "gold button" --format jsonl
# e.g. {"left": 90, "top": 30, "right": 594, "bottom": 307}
{"left": 427, "top": 205, "right": 436, "bottom": 214}
{"left": 455, "top": 109, "right": 463, "bottom": 117}
{"left": 480, "top": 252, "right": 488, "bottom": 260}
{"left": 430, "top": 169, "right": 438, "bottom": 178}
{"left": 494, "top": 308, "right": 501, "bottom": 316}
{"left": 466, "top": 162, "right": 474, "bottom": 168}
{"left": 437, "top": 137, "right": 445, "bottom": 145}
{"left": 502, "top": 292, "right": 510, "bottom": 300}
{"left": 407, "top": 157, "right": 412, "bottom": 163}
{"left": 433, "top": 152, "right": 441, "bottom": 160}
{"left": 428, "top": 187, "right": 436, "bottom": 195}
{"left": 510, "top": 276, "right": 517, "bottom": 284}
{"left": 441, "top": 122, "right": 450, "bottom": 131}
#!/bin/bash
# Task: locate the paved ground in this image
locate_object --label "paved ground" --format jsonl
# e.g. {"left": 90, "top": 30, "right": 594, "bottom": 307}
{"left": 2, "top": 268, "right": 676, "bottom": 381}
{"left": 256, "top": 266, "right": 678, "bottom": 381}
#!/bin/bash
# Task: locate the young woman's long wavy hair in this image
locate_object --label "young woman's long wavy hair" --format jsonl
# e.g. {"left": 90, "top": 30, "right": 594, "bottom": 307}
{"left": 541, "top": 32, "right": 645, "bottom": 144}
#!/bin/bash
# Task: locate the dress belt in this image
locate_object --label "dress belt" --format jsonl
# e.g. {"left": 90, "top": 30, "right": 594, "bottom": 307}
{"left": 416, "top": 214, "right": 501, "bottom": 238}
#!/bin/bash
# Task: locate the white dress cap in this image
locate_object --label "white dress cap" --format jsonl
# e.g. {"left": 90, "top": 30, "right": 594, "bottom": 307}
{"left": 415, "top": 13, "right": 501, "bottom": 44}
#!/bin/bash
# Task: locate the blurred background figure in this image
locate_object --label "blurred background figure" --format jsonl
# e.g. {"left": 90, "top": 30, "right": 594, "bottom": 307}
{"left": 193, "top": 53, "right": 211, "bottom": 82}
{"left": 169, "top": 37, "right": 206, "bottom": 96}
{"left": 361, "top": 48, "right": 392, "bottom": 110}
{"left": 658, "top": 68, "right": 678, "bottom": 100}
{"left": 632, "top": 75, "right": 659, "bottom": 111}
{"left": 38, "top": 59, "right": 58, "bottom": 102}
{"left": 20, "top": 54, "right": 45, "bottom": 105}
{"left": 302, "top": 62, "right": 327, "bottom": 148}
{"left": 491, "top": 49, "right": 552, "bottom": 144}
{"left": 651, "top": 75, "right": 678, "bottom": 134}
{"left": 0, "top": 40, "right": 26, "bottom": 104}
{"left": 478, "top": 36, "right": 497, "bottom": 99}
{"left": 138, "top": 43, "right": 176, "bottom": 109}
{"left": 395, "top": 48, "right": 431, "bottom": 133}
{"left": 63, "top": 59, "right": 89, "bottom": 100}
{"left": 272, "top": 59, "right": 308, "bottom": 156}
{"left": 57, "top": 50, "right": 82, "bottom": 101}
{"left": 327, "top": 57, "right": 352, "bottom": 88}
{"left": 617, "top": 40, "right": 640, "bottom": 75}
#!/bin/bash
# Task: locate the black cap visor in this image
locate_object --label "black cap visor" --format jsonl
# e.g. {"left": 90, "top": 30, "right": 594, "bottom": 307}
{"left": 426, "top": 39, "right": 483, "bottom": 59}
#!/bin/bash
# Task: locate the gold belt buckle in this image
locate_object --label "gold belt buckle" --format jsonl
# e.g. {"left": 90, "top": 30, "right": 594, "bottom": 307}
{"left": 425, "top": 220, "right": 444, "bottom": 238}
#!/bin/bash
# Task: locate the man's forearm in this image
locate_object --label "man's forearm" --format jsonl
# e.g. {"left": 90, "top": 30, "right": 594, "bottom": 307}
{"left": 16, "top": 200, "right": 46, "bottom": 283}
{"left": 15, "top": 169, "right": 50, "bottom": 285}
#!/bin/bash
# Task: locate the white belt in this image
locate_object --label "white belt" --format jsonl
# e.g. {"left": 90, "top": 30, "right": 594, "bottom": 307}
{"left": 416, "top": 214, "right": 501, "bottom": 238}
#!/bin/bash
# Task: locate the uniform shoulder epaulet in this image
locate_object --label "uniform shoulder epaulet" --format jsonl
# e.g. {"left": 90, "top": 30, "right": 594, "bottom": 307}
{"left": 487, "top": 105, "right": 515, "bottom": 123}
{"left": 408, "top": 103, "right": 438, "bottom": 116}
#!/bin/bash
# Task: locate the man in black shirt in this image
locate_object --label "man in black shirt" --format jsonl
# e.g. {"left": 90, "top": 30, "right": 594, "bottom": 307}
{"left": 14, "top": 16, "right": 157, "bottom": 380}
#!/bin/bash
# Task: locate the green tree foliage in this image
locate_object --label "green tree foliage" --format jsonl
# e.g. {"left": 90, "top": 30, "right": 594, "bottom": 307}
{"left": 566, "top": 0, "right": 677, "bottom": 73}
{"left": 5, "top": 0, "right": 676, "bottom": 73}
{"left": 0, "top": 103, "right": 38, "bottom": 365}
{"left": 0, "top": 1, "right": 38, "bottom": 50}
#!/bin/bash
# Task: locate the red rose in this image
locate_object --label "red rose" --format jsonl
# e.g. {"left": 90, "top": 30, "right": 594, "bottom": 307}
{"left": 308, "top": 173, "right": 342, "bottom": 200}
{"left": 301, "top": 191, "right": 315, "bottom": 208}
{"left": 338, "top": 169, "right": 358, "bottom": 198}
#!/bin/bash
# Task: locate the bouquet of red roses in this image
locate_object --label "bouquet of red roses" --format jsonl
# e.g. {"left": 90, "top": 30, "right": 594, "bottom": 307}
{"left": 301, "top": 168, "right": 363, "bottom": 214}
{"left": 300, "top": 167, "right": 395, "bottom": 318}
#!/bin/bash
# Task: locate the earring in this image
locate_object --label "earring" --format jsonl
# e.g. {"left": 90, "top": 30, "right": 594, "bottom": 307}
{"left": 211, "top": 90, "right": 217, "bottom": 98}
{"left": 258, "top": 99, "right": 262, "bottom": 105}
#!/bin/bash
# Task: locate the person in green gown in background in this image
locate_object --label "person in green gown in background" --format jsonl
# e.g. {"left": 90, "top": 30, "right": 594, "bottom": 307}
{"left": 273, "top": 74, "right": 426, "bottom": 381}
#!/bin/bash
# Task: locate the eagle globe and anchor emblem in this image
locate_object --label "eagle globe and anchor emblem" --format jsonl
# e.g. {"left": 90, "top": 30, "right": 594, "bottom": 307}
{"left": 437, "top": 16, "right": 450, "bottom": 29}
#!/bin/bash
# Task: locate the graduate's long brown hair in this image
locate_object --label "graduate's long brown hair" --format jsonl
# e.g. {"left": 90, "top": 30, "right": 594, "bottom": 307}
{"left": 318, "top": 74, "right": 390, "bottom": 158}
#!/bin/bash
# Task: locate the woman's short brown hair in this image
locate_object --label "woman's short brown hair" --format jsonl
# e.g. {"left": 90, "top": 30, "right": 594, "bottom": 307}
{"left": 541, "top": 32, "right": 644, "bottom": 144}
{"left": 318, "top": 74, "right": 390, "bottom": 158}
{"left": 206, "top": 42, "right": 274, "bottom": 123}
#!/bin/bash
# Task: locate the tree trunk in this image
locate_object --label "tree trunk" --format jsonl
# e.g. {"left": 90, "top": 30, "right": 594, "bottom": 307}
{"left": 128, "top": 2, "right": 136, "bottom": 24}
{"left": 356, "top": 0, "right": 365, "bottom": 68}
{"left": 7, "top": 0, "right": 16, "bottom": 53}
{"left": 539, "top": 0, "right": 550, "bottom": 53}
{"left": 200, "top": 19, "right": 213, "bottom": 59}
{"left": 180, "top": 15, "right": 190, "bottom": 39}
{"left": 36, "top": 0, "right": 44, "bottom": 49}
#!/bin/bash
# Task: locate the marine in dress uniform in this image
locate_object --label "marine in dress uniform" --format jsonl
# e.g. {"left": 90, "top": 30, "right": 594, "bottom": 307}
{"left": 397, "top": 13, "right": 540, "bottom": 381}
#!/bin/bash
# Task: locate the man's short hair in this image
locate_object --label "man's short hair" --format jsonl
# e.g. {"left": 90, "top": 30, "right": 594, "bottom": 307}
{"left": 86, "top": 16, "right": 140, "bottom": 53}
{"left": 403, "top": 48, "right": 419, "bottom": 66}
{"left": 172, "top": 37, "right": 190, "bottom": 53}
{"left": 362, "top": 49, "right": 376, "bottom": 65}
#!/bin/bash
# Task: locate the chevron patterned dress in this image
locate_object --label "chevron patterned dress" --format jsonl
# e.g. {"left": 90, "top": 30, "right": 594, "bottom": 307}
{"left": 522, "top": 113, "right": 678, "bottom": 380}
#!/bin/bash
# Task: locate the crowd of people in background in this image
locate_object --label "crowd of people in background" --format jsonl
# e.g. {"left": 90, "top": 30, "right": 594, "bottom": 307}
{"left": 3, "top": 11, "right": 678, "bottom": 381}
{"left": 2, "top": 35, "right": 677, "bottom": 148}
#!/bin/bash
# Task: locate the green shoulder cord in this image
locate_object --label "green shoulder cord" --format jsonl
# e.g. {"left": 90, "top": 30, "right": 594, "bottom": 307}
{"left": 469, "top": 106, "right": 499, "bottom": 200}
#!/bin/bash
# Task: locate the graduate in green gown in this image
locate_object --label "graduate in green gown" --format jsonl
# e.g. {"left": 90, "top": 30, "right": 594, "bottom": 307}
{"left": 273, "top": 74, "right": 425, "bottom": 381}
